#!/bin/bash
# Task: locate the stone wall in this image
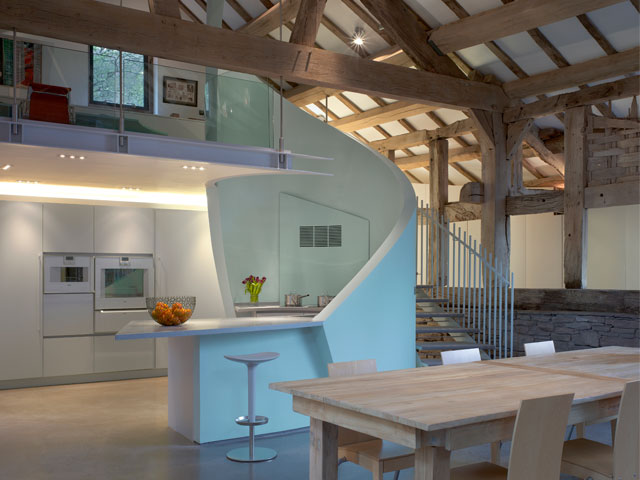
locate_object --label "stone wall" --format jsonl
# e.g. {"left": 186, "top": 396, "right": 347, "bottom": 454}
{"left": 513, "top": 310, "right": 639, "bottom": 356}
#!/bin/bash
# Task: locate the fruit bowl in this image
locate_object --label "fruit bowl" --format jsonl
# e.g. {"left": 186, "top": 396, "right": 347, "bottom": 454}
{"left": 147, "top": 296, "right": 196, "bottom": 326}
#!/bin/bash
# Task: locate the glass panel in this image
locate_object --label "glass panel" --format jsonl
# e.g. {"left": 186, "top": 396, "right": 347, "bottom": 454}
{"left": 50, "top": 267, "right": 87, "bottom": 283}
{"left": 90, "top": 47, "right": 147, "bottom": 109}
{"left": 103, "top": 268, "right": 144, "bottom": 298}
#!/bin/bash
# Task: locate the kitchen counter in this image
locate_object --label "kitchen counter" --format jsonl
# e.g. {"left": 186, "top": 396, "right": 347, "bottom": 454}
{"left": 116, "top": 316, "right": 322, "bottom": 339}
{"left": 234, "top": 302, "right": 324, "bottom": 317}
{"left": 115, "top": 314, "right": 326, "bottom": 444}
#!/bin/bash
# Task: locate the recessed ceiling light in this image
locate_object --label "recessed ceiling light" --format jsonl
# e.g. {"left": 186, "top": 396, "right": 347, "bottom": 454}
{"left": 191, "top": 166, "right": 197, "bottom": 170}
{"left": 1, "top": 164, "right": 11, "bottom": 171}
{"left": 59, "top": 154, "right": 65, "bottom": 158}
{"left": 352, "top": 27, "right": 366, "bottom": 47}
{"left": 79, "top": 156, "right": 85, "bottom": 160}
{"left": 199, "top": 167, "right": 205, "bottom": 171}
{"left": 182, "top": 165, "right": 189, "bottom": 169}
{"left": 69, "top": 155, "right": 75, "bottom": 159}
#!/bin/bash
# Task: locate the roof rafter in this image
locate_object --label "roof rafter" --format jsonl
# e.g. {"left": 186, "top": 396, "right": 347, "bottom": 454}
{"left": 0, "top": 0, "right": 507, "bottom": 111}
{"left": 428, "top": 0, "right": 625, "bottom": 55}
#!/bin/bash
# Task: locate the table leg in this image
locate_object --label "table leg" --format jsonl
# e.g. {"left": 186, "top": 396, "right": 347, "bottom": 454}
{"left": 414, "top": 445, "right": 451, "bottom": 480}
{"left": 309, "top": 418, "right": 338, "bottom": 480}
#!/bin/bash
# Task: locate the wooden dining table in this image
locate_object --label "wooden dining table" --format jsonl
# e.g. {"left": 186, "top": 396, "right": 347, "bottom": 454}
{"left": 270, "top": 346, "right": 639, "bottom": 480}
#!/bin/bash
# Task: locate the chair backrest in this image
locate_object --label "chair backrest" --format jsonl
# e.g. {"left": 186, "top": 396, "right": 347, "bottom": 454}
{"left": 441, "top": 348, "right": 481, "bottom": 365}
{"left": 328, "top": 359, "right": 378, "bottom": 447}
{"left": 524, "top": 340, "right": 555, "bottom": 356}
{"left": 328, "top": 359, "right": 376, "bottom": 377}
{"left": 507, "top": 393, "right": 574, "bottom": 480}
{"left": 613, "top": 380, "right": 640, "bottom": 479}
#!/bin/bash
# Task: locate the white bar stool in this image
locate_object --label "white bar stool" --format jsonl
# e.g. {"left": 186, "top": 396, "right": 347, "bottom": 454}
{"left": 224, "top": 351, "right": 280, "bottom": 463}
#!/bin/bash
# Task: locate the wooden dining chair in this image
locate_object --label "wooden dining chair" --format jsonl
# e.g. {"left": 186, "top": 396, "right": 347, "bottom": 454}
{"left": 327, "top": 359, "right": 414, "bottom": 480}
{"left": 441, "top": 347, "right": 481, "bottom": 365}
{"left": 523, "top": 340, "right": 555, "bottom": 356}
{"left": 560, "top": 380, "right": 639, "bottom": 480}
{"left": 450, "top": 392, "right": 575, "bottom": 480}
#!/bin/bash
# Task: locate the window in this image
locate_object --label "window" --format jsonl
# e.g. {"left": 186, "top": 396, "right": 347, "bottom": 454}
{"left": 89, "top": 46, "right": 150, "bottom": 110}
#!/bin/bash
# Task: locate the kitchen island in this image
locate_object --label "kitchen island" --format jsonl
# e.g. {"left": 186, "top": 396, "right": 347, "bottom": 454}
{"left": 117, "top": 316, "right": 326, "bottom": 443}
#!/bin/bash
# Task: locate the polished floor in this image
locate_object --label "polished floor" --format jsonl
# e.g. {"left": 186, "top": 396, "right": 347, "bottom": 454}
{"left": 0, "top": 377, "right": 605, "bottom": 479}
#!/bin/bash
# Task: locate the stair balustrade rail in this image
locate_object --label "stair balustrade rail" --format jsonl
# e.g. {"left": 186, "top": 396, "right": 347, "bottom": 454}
{"left": 416, "top": 200, "right": 514, "bottom": 359}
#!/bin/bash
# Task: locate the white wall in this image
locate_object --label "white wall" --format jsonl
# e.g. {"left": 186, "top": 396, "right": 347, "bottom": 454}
{"left": 412, "top": 184, "right": 636, "bottom": 290}
{"left": 587, "top": 204, "right": 640, "bottom": 290}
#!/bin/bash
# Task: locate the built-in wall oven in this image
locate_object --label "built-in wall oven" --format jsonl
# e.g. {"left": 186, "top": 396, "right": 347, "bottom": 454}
{"left": 44, "top": 254, "right": 93, "bottom": 293}
{"left": 94, "top": 255, "right": 154, "bottom": 310}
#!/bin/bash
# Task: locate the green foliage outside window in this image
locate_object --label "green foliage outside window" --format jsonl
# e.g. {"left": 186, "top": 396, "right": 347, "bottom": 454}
{"left": 90, "top": 46, "right": 148, "bottom": 109}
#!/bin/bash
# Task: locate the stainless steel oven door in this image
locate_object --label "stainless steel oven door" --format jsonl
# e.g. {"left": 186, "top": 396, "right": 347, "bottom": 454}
{"left": 94, "top": 256, "right": 154, "bottom": 310}
{"left": 44, "top": 254, "right": 93, "bottom": 293}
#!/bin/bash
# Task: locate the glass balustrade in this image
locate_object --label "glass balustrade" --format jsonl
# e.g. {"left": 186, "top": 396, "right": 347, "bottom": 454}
{"left": 0, "top": 36, "right": 275, "bottom": 149}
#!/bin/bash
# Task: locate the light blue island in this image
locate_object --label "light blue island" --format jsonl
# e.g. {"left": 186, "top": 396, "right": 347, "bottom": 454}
{"left": 116, "top": 317, "right": 327, "bottom": 443}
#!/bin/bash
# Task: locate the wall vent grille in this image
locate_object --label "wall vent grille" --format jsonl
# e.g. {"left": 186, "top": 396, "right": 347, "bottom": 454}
{"left": 299, "top": 225, "right": 342, "bottom": 247}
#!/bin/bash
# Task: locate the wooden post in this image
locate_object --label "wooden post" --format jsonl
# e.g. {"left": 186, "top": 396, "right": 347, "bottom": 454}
{"left": 474, "top": 111, "right": 510, "bottom": 272}
{"left": 429, "top": 138, "right": 449, "bottom": 215}
{"left": 429, "top": 138, "right": 448, "bottom": 286}
{"left": 564, "top": 107, "right": 589, "bottom": 288}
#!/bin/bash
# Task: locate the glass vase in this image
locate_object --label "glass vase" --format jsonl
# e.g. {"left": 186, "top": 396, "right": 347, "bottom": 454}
{"left": 250, "top": 292, "right": 260, "bottom": 303}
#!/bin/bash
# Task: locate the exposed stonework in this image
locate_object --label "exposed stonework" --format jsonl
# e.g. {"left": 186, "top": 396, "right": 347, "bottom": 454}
{"left": 513, "top": 310, "right": 639, "bottom": 356}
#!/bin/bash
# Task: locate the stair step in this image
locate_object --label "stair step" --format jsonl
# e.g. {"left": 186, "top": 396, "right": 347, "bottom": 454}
{"left": 419, "top": 358, "right": 443, "bottom": 367}
{"left": 416, "top": 312, "right": 465, "bottom": 318}
{"left": 417, "top": 342, "right": 496, "bottom": 351}
{"left": 416, "top": 327, "right": 479, "bottom": 334}
{"left": 415, "top": 285, "right": 434, "bottom": 290}
{"left": 416, "top": 298, "right": 449, "bottom": 304}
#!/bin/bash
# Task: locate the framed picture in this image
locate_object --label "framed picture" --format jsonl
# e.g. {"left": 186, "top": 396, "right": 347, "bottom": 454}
{"left": 162, "top": 76, "right": 197, "bottom": 107}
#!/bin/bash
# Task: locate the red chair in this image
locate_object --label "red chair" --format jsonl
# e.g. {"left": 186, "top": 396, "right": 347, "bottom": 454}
{"left": 28, "top": 83, "right": 71, "bottom": 124}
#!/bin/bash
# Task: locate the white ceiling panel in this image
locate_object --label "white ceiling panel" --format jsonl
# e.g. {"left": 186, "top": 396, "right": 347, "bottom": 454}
{"left": 584, "top": 3, "right": 640, "bottom": 52}
{"left": 408, "top": 167, "right": 429, "bottom": 183}
{"left": 537, "top": 18, "right": 604, "bottom": 64}
{"left": 449, "top": 166, "right": 470, "bottom": 185}
{"left": 354, "top": 127, "right": 386, "bottom": 142}
{"left": 323, "top": 0, "right": 389, "bottom": 53}
{"left": 315, "top": 23, "right": 359, "bottom": 56}
{"left": 319, "top": 97, "right": 353, "bottom": 118}
{"left": 409, "top": 145, "right": 430, "bottom": 155}
{"left": 456, "top": 44, "right": 519, "bottom": 82}
{"left": 406, "top": 0, "right": 458, "bottom": 27}
{"left": 377, "top": 121, "right": 410, "bottom": 136}
{"left": 492, "top": 33, "right": 558, "bottom": 77}
{"left": 341, "top": 92, "right": 380, "bottom": 111}
{"left": 402, "top": 114, "right": 440, "bottom": 131}
{"left": 235, "top": 0, "right": 266, "bottom": 20}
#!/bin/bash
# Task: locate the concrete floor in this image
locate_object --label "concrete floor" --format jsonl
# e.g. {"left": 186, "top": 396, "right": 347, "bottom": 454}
{"left": 0, "top": 377, "right": 607, "bottom": 479}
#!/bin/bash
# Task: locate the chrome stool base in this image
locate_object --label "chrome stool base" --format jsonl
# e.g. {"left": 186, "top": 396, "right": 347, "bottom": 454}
{"left": 226, "top": 446, "right": 277, "bottom": 463}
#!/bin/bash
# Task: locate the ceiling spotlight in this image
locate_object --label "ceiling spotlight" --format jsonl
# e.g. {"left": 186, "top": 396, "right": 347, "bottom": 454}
{"left": 199, "top": 167, "right": 205, "bottom": 171}
{"left": 59, "top": 154, "right": 66, "bottom": 158}
{"left": 352, "top": 27, "right": 366, "bottom": 47}
{"left": 69, "top": 155, "right": 76, "bottom": 159}
{"left": 79, "top": 156, "right": 85, "bottom": 160}
{"left": 182, "top": 165, "right": 189, "bottom": 169}
{"left": 1, "top": 164, "right": 11, "bottom": 171}
{"left": 191, "top": 166, "right": 197, "bottom": 170}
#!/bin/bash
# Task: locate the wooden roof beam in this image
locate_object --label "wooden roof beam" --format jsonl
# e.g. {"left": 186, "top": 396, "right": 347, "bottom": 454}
{"left": 329, "top": 102, "right": 438, "bottom": 132}
{"left": 237, "top": 0, "right": 301, "bottom": 36}
{"left": 504, "top": 76, "right": 639, "bottom": 121}
{"left": 503, "top": 47, "right": 640, "bottom": 99}
{"left": 369, "top": 118, "right": 476, "bottom": 152}
{"left": 429, "top": 0, "right": 625, "bottom": 55}
{"left": 148, "top": 0, "right": 180, "bottom": 18}
{"left": 0, "top": 0, "right": 507, "bottom": 112}
{"left": 289, "top": 0, "right": 328, "bottom": 47}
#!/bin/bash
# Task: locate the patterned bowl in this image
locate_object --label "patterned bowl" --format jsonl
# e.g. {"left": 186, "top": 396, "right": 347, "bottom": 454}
{"left": 146, "top": 296, "right": 196, "bottom": 326}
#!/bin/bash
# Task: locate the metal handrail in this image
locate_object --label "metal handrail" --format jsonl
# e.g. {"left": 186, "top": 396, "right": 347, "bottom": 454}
{"left": 416, "top": 200, "right": 514, "bottom": 358}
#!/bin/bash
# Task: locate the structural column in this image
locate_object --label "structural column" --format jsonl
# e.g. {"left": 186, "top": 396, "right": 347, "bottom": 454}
{"left": 475, "top": 112, "right": 510, "bottom": 273}
{"left": 429, "top": 138, "right": 448, "bottom": 285}
{"left": 563, "top": 107, "right": 589, "bottom": 288}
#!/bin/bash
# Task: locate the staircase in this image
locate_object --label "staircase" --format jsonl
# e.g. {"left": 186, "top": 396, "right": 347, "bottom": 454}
{"left": 415, "top": 202, "right": 514, "bottom": 366}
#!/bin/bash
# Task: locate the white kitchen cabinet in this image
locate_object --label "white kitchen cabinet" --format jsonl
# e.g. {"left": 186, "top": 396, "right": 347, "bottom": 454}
{"left": 155, "top": 338, "right": 168, "bottom": 369}
{"left": 43, "top": 293, "right": 94, "bottom": 336}
{"left": 43, "top": 337, "right": 93, "bottom": 377}
{"left": 155, "top": 209, "right": 224, "bottom": 318}
{"left": 43, "top": 203, "right": 93, "bottom": 253}
{"left": 94, "top": 206, "right": 154, "bottom": 254}
{"left": 94, "top": 335, "right": 155, "bottom": 372}
{"left": 0, "top": 201, "right": 43, "bottom": 380}
{"left": 94, "top": 309, "right": 148, "bottom": 333}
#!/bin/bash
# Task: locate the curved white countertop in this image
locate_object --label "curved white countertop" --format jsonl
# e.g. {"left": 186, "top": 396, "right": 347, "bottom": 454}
{"left": 115, "top": 316, "right": 323, "bottom": 340}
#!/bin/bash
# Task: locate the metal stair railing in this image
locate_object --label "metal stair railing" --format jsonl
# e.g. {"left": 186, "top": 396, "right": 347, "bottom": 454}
{"left": 416, "top": 199, "right": 514, "bottom": 359}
